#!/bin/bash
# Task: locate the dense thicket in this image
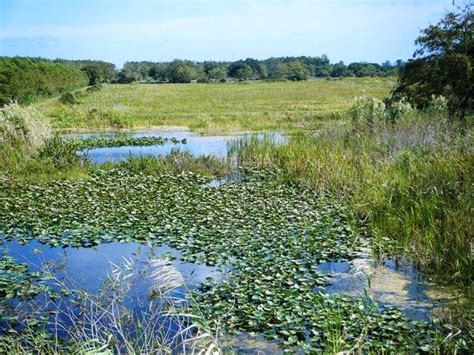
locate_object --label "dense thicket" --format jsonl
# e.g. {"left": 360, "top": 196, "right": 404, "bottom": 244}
{"left": 58, "top": 59, "right": 117, "bottom": 85}
{"left": 120, "top": 56, "right": 403, "bottom": 83}
{"left": 0, "top": 57, "right": 89, "bottom": 106}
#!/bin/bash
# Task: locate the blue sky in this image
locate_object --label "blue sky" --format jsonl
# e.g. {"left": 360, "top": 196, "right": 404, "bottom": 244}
{"left": 0, "top": 0, "right": 458, "bottom": 68}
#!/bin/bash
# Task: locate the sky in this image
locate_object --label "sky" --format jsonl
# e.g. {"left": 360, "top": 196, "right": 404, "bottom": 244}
{"left": 0, "top": 0, "right": 460, "bottom": 68}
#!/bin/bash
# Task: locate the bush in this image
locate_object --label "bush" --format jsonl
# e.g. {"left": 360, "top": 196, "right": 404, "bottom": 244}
{"left": 38, "top": 135, "right": 84, "bottom": 169}
{"left": 0, "top": 103, "right": 51, "bottom": 152}
{"left": 0, "top": 57, "right": 88, "bottom": 106}
{"left": 59, "top": 92, "right": 79, "bottom": 105}
{"left": 384, "top": 97, "right": 415, "bottom": 123}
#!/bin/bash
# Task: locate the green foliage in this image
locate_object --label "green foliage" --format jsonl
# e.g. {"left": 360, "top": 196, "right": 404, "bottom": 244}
{"left": 348, "top": 62, "right": 381, "bottom": 77}
{"left": 278, "top": 61, "right": 310, "bottom": 81}
{"left": 58, "top": 92, "right": 79, "bottom": 105}
{"left": 38, "top": 135, "right": 85, "bottom": 169}
{"left": 167, "top": 59, "right": 198, "bottom": 83}
{"left": 75, "top": 60, "right": 117, "bottom": 85}
{"left": 0, "top": 57, "right": 88, "bottom": 106}
{"left": 348, "top": 95, "right": 386, "bottom": 126}
{"left": 392, "top": 5, "right": 473, "bottom": 118}
{"left": 235, "top": 64, "right": 254, "bottom": 81}
{"left": 331, "top": 61, "right": 352, "bottom": 77}
{"left": 86, "top": 83, "right": 103, "bottom": 93}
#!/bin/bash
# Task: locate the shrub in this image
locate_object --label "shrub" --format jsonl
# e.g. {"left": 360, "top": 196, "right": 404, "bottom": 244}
{"left": 0, "top": 102, "right": 51, "bottom": 152}
{"left": 197, "top": 77, "right": 210, "bottom": 83}
{"left": 38, "top": 135, "right": 84, "bottom": 169}
{"left": 59, "top": 92, "right": 79, "bottom": 105}
{"left": 348, "top": 95, "right": 386, "bottom": 126}
{"left": 385, "top": 97, "right": 415, "bottom": 123}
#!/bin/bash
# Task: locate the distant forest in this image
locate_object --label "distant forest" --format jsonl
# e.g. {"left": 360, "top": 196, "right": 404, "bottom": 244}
{"left": 0, "top": 55, "right": 404, "bottom": 105}
{"left": 120, "top": 56, "right": 404, "bottom": 83}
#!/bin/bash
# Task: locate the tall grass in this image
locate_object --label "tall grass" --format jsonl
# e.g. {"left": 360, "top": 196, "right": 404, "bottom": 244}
{"left": 0, "top": 102, "right": 51, "bottom": 152}
{"left": 0, "top": 103, "right": 89, "bottom": 181}
{"left": 230, "top": 102, "right": 473, "bottom": 287}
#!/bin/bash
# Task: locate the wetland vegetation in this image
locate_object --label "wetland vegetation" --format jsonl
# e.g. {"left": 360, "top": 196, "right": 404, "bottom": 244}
{"left": 0, "top": 4, "right": 473, "bottom": 353}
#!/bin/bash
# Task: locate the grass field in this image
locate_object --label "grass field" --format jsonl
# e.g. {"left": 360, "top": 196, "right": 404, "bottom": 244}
{"left": 39, "top": 78, "right": 394, "bottom": 133}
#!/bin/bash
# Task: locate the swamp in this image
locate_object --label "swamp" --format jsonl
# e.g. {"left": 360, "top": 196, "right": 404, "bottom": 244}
{"left": 0, "top": 2, "right": 473, "bottom": 353}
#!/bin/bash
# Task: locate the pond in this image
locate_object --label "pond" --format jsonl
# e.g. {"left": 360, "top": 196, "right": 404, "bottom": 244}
{"left": 2, "top": 240, "right": 447, "bottom": 322}
{"left": 0, "top": 129, "right": 463, "bottom": 352}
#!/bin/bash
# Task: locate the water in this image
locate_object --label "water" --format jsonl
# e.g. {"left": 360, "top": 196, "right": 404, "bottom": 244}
{"left": 318, "top": 258, "right": 447, "bottom": 321}
{"left": 2, "top": 238, "right": 444, "bottom": 321}
{"left": 1, "top": 129, "right": 454, "bottom": 349}
{"left": 65, "top": 130, "right": 287, "bottom": 164}
{"left": 66, "top": 130, "right": 237, "bottom": 164}
{"left": 2, "top": 239, "right": 222, "bottom": 296}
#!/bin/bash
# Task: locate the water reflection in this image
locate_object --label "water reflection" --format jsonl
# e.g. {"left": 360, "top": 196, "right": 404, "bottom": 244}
{"left": 2, "top": 239, "right": 222, "bottom": 296}
{"left": 318, "top": 258, "right": 445, "bottom": 321}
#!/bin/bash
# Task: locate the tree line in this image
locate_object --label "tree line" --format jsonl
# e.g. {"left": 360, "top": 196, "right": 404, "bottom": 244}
{"left": 119, "top": 56, "right": 404, "bottom": 83}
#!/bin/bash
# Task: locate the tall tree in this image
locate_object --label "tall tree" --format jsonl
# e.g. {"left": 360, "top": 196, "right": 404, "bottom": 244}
{"left": 392, "top": 4, "right": 473, "bottom": 118}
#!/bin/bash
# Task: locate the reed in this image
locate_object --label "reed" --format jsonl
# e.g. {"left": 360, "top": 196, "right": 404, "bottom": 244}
{"left": 230, "top": 104, "right": 473, "bottom": 287}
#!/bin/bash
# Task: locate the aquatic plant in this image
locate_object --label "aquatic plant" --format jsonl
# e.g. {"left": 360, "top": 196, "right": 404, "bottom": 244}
{"left": 66, "top": 136, "right": 187, "bottom": 150}
{"left": 230, "top": 108, "right": 473, "bottom": 287}
{"left": 0, "top": 168, "right": 470, "bottom": 351}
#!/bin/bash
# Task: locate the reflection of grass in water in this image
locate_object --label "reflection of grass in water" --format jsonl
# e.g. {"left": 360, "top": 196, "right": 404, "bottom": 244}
{"left": 39, "top": 78, "right": 393, "bottom": 133}
{"left": 0, "top": 250, "right": 219, "bottom": 353}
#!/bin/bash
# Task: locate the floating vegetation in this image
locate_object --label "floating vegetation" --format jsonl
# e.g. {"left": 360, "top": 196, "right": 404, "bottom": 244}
{"left": 0, "top": 254, "right": 57, "bottom": 344}
{"left": 0, "top": 168, "right": 470, "bottom": 352}
{"left": 66, "top": 136, "right": 187, "bottom": 150}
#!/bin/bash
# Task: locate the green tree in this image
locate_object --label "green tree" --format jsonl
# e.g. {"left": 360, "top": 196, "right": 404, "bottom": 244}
{"left": 167, "top": 60, "right": 198, "bottom": 83}
{"left": 331, "top": 61, "right": 351, "bottom": 77}
{"left": 285, "top": 61, "right": 310, "bottom": 81}
{"left": 207, "top": 66, "right": 227, "bottom": 81}
{"left": 0, "top": 57, "right": 88, "bottom": 106}
{"left": 235, "top": 64, "right": 254, "bottom": 81}
{"left": 392, "top": 4, "right": 473, "bottom": 118}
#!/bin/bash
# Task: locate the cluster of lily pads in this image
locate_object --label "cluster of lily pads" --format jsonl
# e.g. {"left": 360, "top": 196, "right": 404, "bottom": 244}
{"left": 0, "top": 168, "right": 469, "bottom": 352}
{"left": 0, "top": 254, "right": 58, "bottom": 346}
{"left": 65, "top": 136, "right": 187, "bottom": 150}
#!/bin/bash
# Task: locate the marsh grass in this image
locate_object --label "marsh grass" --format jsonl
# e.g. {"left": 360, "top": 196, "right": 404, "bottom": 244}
{"left": 99, "top": 150, "right": 230, "bottom": 178}
{"left": 230, "top": 111, "right": 473, "bottom": 288}
{"left": 38, "top": 78, "right": 393, "bottom": 133}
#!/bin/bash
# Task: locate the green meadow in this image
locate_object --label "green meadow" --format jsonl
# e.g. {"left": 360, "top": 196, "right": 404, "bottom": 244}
{"left": 39, "top": 78, "right": 394, "bottom": 133}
